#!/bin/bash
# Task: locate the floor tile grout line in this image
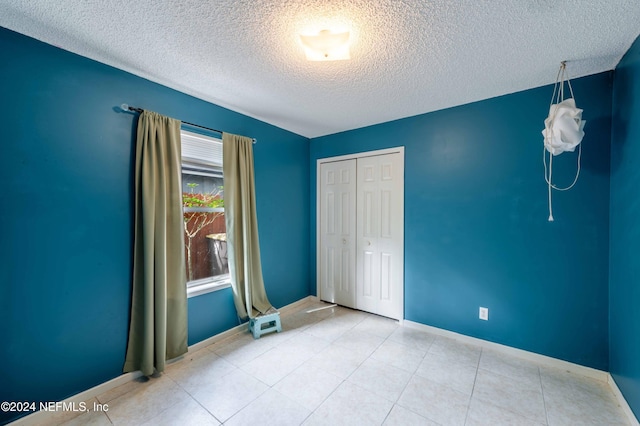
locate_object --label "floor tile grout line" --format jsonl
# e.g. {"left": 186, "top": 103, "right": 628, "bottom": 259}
{"left": 290, "top": 310, "right": 386, "bottom": 423}
{"left": 369, "top": 331, "right": 431, "bottom": 424}
{"left": 176, "top": 315, "right": 321, "bottom": 425}
{"left": 389, "top": 332, "right": 431, "bottom": 404}
{"left": 464, "top": 347, "right": 484, "bottom": 425}
{"left": 463, "top": 347, "right": 483, "bottom": 426}
{"left": 166, "top": 358, "right": 230, "bottom": 425}
{"left": 472, "top": 348, "right": 552, "bottom": 424}
{"left": 190, "top": 392, "right": 225, "bottom": 425}
{"left": 392, "top": 374, "right": 444, "bottom": 426}
{"left": 231, "top": 307, "right": 365, "bottom": 424}
{"left": 150, "top": 373, "right": 212, "bottom": 425}
{"left": 299, "top": 322, "right": 366, "bottom": 423}
{"left": 539, "top": 366, "right": 552, "bottom": 426}
{"left": 302, "top": 376, "right": 349, "bottom": 423}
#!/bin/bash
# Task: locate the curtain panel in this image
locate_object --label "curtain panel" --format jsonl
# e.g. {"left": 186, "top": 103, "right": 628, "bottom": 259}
{"left": 124, "top": 110, "right": 188, "bottom": 376}
{"left": 222, "top": 133, "right": 273, "bottom": 320}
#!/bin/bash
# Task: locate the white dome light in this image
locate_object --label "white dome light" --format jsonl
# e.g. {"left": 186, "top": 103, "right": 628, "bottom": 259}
{"left": 299, "top": 29, "right": 350, "bottom": 61}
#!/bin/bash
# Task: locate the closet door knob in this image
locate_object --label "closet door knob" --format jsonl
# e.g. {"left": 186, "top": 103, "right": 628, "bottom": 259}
{"left": 342, "top": 238, "right": 347, "bottom": 245}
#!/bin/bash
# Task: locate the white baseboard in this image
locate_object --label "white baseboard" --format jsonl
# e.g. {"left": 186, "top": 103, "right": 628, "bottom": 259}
{"left": 9, "top": 295, "right": 317, "bottom": 425}
{"left": 278, "top": 295, "right": 318, "bottom": 315}
{"left": 403, "top": 320, "right": 609, "bottom": 381}
{"left": 608, "top": 374, "right": 640, "bottom": 425}
{"left": 185, "top": 322, "right": 248, "bottom": 354}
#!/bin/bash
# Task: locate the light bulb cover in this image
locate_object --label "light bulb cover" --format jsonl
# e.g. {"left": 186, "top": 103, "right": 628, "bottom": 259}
{"left": 299, "top": 30, "right": 350, "bottom": 61}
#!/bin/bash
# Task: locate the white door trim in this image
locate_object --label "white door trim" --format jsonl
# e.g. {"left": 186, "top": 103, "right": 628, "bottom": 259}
{"left": 316, "top": 146, "right": 405, "bottom": 319}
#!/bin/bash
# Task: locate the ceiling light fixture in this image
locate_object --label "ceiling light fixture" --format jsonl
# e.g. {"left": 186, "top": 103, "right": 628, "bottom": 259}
{"left": 299, "top": 29, "right": 350, "bottom": 61}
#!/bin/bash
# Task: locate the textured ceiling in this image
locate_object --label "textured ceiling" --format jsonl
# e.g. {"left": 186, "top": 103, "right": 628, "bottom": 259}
{"left": 1, "top": 0, "right": 639, "bottom": 138}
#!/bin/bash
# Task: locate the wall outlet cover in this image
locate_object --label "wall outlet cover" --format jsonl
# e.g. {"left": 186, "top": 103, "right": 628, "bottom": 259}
{"left": 479, "top": 307, "right": 489, "bottom": 320}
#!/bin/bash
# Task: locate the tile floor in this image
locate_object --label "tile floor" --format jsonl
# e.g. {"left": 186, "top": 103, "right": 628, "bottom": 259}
{"left": 48, "top": 300, "right": 630, "bottom": 426}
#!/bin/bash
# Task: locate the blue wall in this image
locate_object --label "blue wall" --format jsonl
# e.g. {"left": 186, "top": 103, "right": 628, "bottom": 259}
{"left": 0, "top": 27, "right": 309, "bottom": 424}
{"left": 310, "top": 72, "right": 613, "bottom": 370}
{"left": 610, "top": 35, "right": 640, "bottom": 420}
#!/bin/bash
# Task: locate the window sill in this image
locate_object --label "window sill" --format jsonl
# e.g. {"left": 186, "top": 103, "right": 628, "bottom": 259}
{"left": 187, "top": 279, "right": 231, "bottom": 298}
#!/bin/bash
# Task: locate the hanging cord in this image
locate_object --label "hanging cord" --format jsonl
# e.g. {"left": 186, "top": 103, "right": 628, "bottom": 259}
{"left": 542, "top": 62, "right": 582, "bottom": 221}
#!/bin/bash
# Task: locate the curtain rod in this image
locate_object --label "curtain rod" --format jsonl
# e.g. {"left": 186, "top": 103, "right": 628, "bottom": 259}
{"left": 120, "top": 103, "right": 256, "bottom": 143}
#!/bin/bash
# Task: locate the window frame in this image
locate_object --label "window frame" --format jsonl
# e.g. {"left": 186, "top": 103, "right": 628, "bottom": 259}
{"left": 180, "top": 129, "right": 231, "bottom": 298}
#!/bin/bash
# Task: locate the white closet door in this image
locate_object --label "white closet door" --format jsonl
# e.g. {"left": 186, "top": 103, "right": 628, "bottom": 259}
{"left": 319, "top": 160, "right": 357, "bottom": 308}
{"left": 356, "top": 153, "right": 404, "bottom": 320}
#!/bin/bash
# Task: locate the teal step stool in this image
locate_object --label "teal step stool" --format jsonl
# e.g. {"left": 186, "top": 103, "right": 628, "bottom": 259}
{"left": 249, "top": 311, "right": 282, "bottom": 339}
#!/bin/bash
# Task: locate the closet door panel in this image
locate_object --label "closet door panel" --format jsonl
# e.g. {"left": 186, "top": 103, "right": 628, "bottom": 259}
{"left": 356, "top": 157, "right": 379, "bottom": 314}
{"left": 319, "top": 160, "right": 356, "bottom": 308}
{"left": 356, "top": 153, "right": 404, "bottom": 319}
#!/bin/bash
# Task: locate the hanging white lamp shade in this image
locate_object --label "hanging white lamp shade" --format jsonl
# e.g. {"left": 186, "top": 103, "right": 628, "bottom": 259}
{"left": 541, "top": 61, "right": 586, "bottom": 222}
{"left": 542, "top": 98, "right": 586, "bottom": 156}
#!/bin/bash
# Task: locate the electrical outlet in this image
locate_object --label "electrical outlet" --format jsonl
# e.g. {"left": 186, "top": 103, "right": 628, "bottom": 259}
{"left": 479, "top": 307, "right": 489, "bottom": 321}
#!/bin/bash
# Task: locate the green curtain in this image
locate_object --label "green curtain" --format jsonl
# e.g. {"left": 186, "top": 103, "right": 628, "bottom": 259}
{"left": 223, "top": 133, "right": 273, "bottom": 320}
{"left": 124, "top": 110, "right": 188, "bottom": 376}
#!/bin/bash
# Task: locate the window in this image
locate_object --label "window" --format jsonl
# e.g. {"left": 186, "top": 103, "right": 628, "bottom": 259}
{"left": 181, "top": 130, "right": 229, "bottom": 296}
